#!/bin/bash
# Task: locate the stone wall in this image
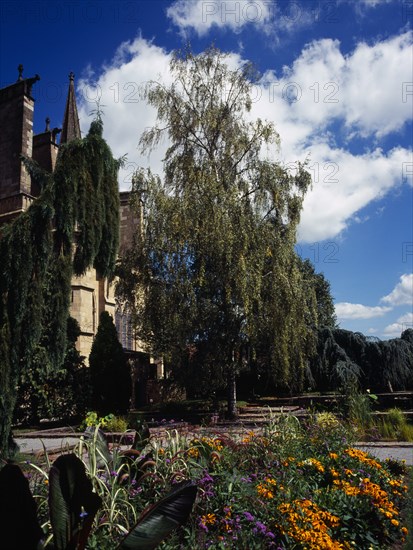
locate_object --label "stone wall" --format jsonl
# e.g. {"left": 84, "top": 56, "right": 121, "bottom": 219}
{"left": 70, "top": 271, "right": 116, "bottom": 360}
{"left": 0, "top": 77, "right": 38, "bottom": 223}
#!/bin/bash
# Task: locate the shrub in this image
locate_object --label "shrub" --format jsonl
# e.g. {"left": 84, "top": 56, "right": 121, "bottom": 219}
{"left": 81, "top": 412, "right": 128, "bottom": 433}
{"left": 378, "top": 409, "right": 413, "bottom": 442}
{"left": 105, "top": 415, "right": 128, "bottom": 433}
{"left": 89, "top": 312, "right": 131, "bottom": 415}
{"left": 387, "top": 407, "right": 406, "bottom": 427}
{"left": 14, "top": 317, "right": 91, "bottom": 425}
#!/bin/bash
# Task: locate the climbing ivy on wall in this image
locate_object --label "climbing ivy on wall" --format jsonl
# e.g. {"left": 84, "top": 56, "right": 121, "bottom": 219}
{"left": 0, "top": 118, "right": 121, "bottom": 459}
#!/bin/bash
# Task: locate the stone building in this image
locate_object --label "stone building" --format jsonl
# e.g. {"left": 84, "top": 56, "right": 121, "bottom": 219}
{"left": 0, "top": 66, "right": 143, "bottom": 363}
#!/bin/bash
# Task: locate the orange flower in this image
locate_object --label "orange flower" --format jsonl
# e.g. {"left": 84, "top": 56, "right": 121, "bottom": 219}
{"left": 391, "top": 519, "right": 399, "bottom": 527}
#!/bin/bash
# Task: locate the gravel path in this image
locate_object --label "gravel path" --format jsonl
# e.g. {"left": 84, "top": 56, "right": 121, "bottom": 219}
{"left": 13, "top": 430, "right": 413, "bottom": 465}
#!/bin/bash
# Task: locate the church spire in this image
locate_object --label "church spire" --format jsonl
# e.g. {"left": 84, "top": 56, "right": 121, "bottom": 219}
{"left": 60, "top": 72, "right": 81, "bottom": 144}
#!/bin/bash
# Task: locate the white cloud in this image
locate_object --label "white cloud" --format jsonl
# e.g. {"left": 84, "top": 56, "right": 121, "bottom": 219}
{"left": 360, "top": 0, "right": 392, "bottom": 4}
{"left": 338, "top": 0, "right": 394, "bottom": 15}
{"left": 335, "top": 302, "right": 392, "bottom": 319}
{"left": 297, "top": 145, "right": 411, "bottom": 242}
{"left": 75, "top": 32, "right": 413, "bottom": 242}
{"left": 166, "top": 0, "right": 313, "bottom": 39}
{"left": 268, "top": 32, "right": 413, "bottom": 138}
{"left": 77, "top": 37, "right": 172, "bottom": 189}
{"left": 382, "top": 323, "right": 402, "bottom": 337}
{"left": 381, "top": 274, "right": 413, "bottom": 306}
{"left": 166, "top": 0, "right": 272, "bottom": 36}
{"left": 251, "top": 33, "right": 413, "bottom": 241}
{"left": 383, "top": 312, "right": 413, "bottom": 337}
{"left": 398, "top": 312, "right": 413, "bottom": 323}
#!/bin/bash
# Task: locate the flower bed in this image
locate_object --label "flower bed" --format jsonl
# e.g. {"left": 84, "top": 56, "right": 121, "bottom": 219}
{"left": 159, "top": 416, "right": 410, "bottom": 549}
{"left": 23, "top": 413, "right": 410, "bottom": 549}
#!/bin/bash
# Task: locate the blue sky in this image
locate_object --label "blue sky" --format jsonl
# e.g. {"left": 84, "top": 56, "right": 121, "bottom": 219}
{"left": 1, "top": 0, "right": 412, "bottom": 339}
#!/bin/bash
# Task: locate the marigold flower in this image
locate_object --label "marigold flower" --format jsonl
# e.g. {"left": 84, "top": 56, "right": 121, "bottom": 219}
{"left": 187, "top": 447, "right": 199, "bottom": 458}
{"left": 200, "top": 513, "right": 216, "bottom": 526}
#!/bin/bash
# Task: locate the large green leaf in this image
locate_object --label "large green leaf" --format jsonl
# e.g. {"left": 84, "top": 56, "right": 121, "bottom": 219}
{"left": 118, "top": 480, "right": 197, "bottom": 549}
{"left": 49, "top": 454, "right": 102, "bottom": 550}
{"left": 0, "top": 463, "right": 43, "bottom": 550}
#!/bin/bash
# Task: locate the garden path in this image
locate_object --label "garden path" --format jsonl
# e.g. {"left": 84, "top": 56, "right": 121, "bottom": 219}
{"left": 13, "top": 427, "right": 413, "bottom": 465}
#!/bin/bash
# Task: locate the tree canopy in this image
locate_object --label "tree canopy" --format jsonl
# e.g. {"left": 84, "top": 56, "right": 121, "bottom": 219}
{"left": 118, "top": 47, "right": 317, "bottom": 413}
{"left": 0, "top": 118, "right": 120, "bottom": 459}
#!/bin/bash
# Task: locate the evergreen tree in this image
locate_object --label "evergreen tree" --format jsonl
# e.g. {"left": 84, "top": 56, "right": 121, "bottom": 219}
{"left": 309, "top": 327, "right": 413, "bottom": 392}
{"left": 0, "top": 118, "right": 120, "bottom": 459}
{"left": 118, "top": 47, "right": 313, "bottom": 415}
{"left": 89, "top": 312, "right": 131, "bottom": 414}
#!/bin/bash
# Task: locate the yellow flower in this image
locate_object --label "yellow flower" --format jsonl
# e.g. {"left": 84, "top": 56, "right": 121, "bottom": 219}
{"left": 344, "top": 448, "right": 382, "bottom": 470}
{"left": 201, "top": 513, "right": 216, "bottom": 526}
{"left": 257, "top": 483, "right": 274, "bottom": 499}
{"left": 277, "top": 499, "right": 343, "bottom": 549}
{"left": 265, "top": 477, "right": 277, "bottom": 486}
{"left": 391, "top": 519, "right": 399, "bottom": 527}
{"left": 187, "top": 447, "right": 199, "bottom": 458}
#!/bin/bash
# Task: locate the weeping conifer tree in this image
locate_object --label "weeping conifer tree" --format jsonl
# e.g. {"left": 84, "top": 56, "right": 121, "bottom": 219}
{"left": 309, "top": 327, "right": 413, "bottom": 392}
{"left": 0, "top": 117, "right": 121, "bottom": 459}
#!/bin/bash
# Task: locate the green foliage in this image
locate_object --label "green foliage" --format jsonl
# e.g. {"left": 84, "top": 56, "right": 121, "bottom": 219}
{"left": 3, "top": 426, "right": 197, "bottom": 549}
{"left": 1, "top": 442, "right": 197, "bottom": 550}
{"left": 0, "top": 455, "right": 101, "bottom": 550}
{"left": 49, "top": 454, "right": 102, "bottom": 550}
{"left": 14, "top": 317, "right": 90, "bottom": 425}
{"left": 297, "top": 258, "right": 337, "bottom": 329}
{"left": 387, "top": 407, "right": 406, "bottom": 427}
{"left": 81, "top": 411, "right": 114, "bottom": 430}
{"left": 377, "top": 409, "right": 413, "bottom": 442}
{"left": 346, "top": 390, "right": 375, "bottom": 437}
{"left": 89, "top": 312, "right": 131, "bottom": 415}
{"left": 118, "top": 46, "right": 315, "bottom": 407}
{"left": 0, "top": 119, "right": 120, "bottom": 458}
{"left": 54, "top": 119, "right": 120, "bottom": 278}
{"left": 81, "top": 411, "right": 129, "bottom": 433}
{"left": 119, "top": 480, "right": 198, "bottom": 550}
